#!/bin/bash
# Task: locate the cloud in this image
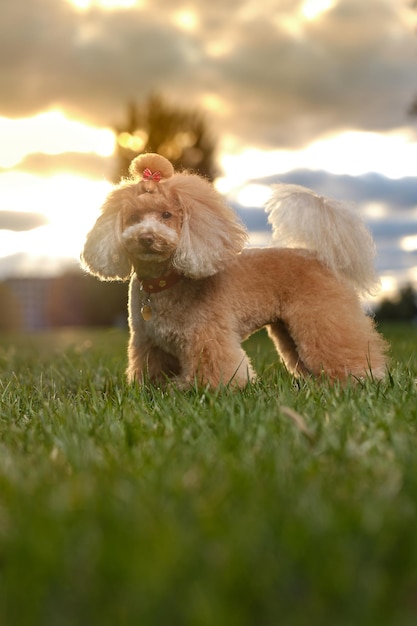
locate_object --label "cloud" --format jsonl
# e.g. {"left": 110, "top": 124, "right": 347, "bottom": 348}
{"left": 231, "top": 168, "right": 417, "bottom": 290}
{"left": 0, "top": 252, "right": 77, "bottom": 280}
{"left": 0, "top": 211, "right": 48, "bottom": 231}
{"left": 1, "top": 0, "right": 416, "bottom": 149}
{"left": 0, "top": 0, "right": 201, "bottom": 125}
{"left": 263, "top": 170, "right": 417, "bottom": 211}
{"left": 8, "top": 152, "right": 115, "bottom": 179}
{"left": 214, "top": 0, "right": 417, "bottom": 147}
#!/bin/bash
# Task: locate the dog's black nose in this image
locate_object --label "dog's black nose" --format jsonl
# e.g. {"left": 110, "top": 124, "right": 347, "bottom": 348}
{"left": 138, "top": 233, "right": 154, "bottom": 247}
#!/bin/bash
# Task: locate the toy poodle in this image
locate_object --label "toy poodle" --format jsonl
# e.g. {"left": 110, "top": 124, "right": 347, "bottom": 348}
{"left": 81, "top": 153, "right": 387, "bottom": 388}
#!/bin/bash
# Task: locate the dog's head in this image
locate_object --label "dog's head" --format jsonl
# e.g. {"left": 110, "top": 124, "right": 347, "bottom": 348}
{"left": 81, "top": 153, "right": 248, "bottom": 280}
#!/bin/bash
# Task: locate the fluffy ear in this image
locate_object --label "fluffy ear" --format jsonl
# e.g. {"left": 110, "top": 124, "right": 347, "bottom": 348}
{"left": 81, "top": 208, "right": 132, "bottom": 281}
{"left": 169, "top": 175, "right": 248, "bottom": 278}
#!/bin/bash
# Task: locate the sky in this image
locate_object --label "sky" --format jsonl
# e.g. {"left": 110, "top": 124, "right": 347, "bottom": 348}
{"left": 1, "top": 0, "right": 417, "bottom": 300}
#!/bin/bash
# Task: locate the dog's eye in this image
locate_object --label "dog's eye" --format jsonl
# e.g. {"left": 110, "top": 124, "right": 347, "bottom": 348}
{"left": 162, "top": 211, "right": 172, "bottom": 220}
{"left": 126, "top": 212, "right": 141, "bottom": 226}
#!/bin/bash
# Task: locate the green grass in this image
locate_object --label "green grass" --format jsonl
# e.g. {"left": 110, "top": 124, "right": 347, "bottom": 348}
{"left": 0, "top": 323, "right": 416, "bottom": 626}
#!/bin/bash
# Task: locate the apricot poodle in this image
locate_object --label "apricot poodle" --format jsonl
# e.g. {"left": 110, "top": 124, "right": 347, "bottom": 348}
{"left": 81, "top": 153, "right": 387, "bottom": 388}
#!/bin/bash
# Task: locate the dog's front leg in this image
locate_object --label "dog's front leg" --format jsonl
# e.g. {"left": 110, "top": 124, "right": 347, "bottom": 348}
{"left": 127, "top": 335, "right": 180, "bottom": 385}
{"left": 175, "top": 333, "right": 256, "bottom": 389}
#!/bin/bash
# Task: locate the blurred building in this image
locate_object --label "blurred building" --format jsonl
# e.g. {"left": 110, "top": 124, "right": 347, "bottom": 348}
{"left": 0, "top": 274, "right": 128, "bottom": 331}
{"left": 6, "top": 278, "right": 51, "bottom": 330}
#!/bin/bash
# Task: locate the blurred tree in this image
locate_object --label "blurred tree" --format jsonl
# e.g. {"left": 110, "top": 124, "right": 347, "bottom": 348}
{"left": 375, "top": 284, "right": 417, "bottom": 322}
{"left": 113, "top": 93, "right": 218, "bottom": 183}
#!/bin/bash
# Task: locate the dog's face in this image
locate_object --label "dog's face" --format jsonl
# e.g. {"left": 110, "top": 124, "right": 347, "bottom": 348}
{"left": 81, "top": 165, "right": 248, "bottom": 281}
{"left": 120, "top": 189, "right": 182, "bottom": 263}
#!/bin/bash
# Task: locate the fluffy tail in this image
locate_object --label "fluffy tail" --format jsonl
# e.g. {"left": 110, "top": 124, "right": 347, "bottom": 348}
{"left": 265, "top": 184, "right": 378, "bottom": 295}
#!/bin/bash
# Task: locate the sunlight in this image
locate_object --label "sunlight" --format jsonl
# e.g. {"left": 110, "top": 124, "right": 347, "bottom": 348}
{"left": 39, "top": 174, "right": 111, "bottom": 228}
{"left": 0, "top": 113, "right": 415, "bottom": 290}
{"left": 0, "top": 226, "right": 80, "bottom": 262}
{"left": 400, "top": 235, "right": 417, "bottom": 252}
{"left": 172, "top": 10, "right": 199, "bottom": 31}
{"left": 301, "top": 0, "right": 335, "bottom": 20}
{"left": 205, "top": 40, "right": 234, "bottom": 58}
{"left": 0, "top": 172, "right": 111, "bottom": 262}
{"left": 236, "top": 184, "right": 272, "bottom": 208}
{"left": 408, "top": 266, "right": 417, "bottom": 283}
{"left": 361, "top": 202, "right": 389, "bottom": 220}
{"left": 117, "top": 130, "right": 148, "bottom": 153}
{"left": 201, "top": 93, "right": 230, "bottom": 114}
{"left": 379, "top": 275, "right": 398, "bottom": 299}
{"left": 0, "top": 111, "right": 114, "bottom": 169}
{"left": 218, "top": 128, "right": 417, "bottom": 194}
{"left": 278, "top": 15, "right": 304, "bottom": 39}
{"left": 301, "top": 130, "right": 417, "bottom": 177}
{"left": 70, "top": 0, "right": 92, "bottom": 7}
{"left": 69, "top": 0, "right": 139, "bottom": 10}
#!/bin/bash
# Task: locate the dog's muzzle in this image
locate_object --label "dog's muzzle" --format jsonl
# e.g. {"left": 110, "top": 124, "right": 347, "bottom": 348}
{"left": 122, "top": 223, "right": 179, "bottom": 259}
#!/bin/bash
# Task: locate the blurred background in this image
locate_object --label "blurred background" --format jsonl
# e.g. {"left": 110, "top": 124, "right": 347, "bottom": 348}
{"left": 1, "top": 0, "right": 417, "bottom": 330}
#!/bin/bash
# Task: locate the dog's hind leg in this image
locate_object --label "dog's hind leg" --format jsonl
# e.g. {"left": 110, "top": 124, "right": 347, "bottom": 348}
{"left": 269, "top": 301, "right": 387, "bottom": 381}
{"left": 267, "top": 320, "right": 311, "bottom": 377}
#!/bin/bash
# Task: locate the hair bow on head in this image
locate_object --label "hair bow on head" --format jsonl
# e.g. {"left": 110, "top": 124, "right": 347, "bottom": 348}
{"left": 143, "top": 168, "right": 162, "bottom": 182}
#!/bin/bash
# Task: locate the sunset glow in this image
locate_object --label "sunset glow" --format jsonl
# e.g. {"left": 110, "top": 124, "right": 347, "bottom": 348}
{"left": 0, "top": 173, "right": 111, "bottom": 273}
{"left": 401, "top": 235, "right": 417, "bottom": 252}
{"left": 1, "top": 113, "right": 416, "bottom": 286}
{"left": 69, "top": 0, "right": 139, "bottom": 10}
{"left": 172, "top": 10, "right": 199, "bottom": 32}
{"left": 0, "top": 111, "right": 114, "bottom": 169}
{"left": 301, "top": 0, "right": 335, "bottom": 20}
{"left": 217, "top": 129, "right": 417, "bottom": 194}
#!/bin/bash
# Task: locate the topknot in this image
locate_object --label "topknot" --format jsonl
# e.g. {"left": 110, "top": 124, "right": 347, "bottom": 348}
{"left": 129, "top": 153, "right": 175, "bottom": 181}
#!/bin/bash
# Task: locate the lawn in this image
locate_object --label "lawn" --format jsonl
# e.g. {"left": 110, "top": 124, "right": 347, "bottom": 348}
{"left": 0, "top": 323, "right": 416, "bottom": 626}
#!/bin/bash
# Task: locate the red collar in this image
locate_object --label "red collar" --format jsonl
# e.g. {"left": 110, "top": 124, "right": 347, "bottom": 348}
{"left": 140, "top": 270, "right": 182, "bottom": 294}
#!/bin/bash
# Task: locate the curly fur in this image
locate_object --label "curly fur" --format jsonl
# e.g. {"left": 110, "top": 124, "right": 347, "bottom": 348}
{"left": 81, "top": 153, "right": 388, "bottom": 388}
{"left": 265, "top": 184, "right": 378, "bottom": 295}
